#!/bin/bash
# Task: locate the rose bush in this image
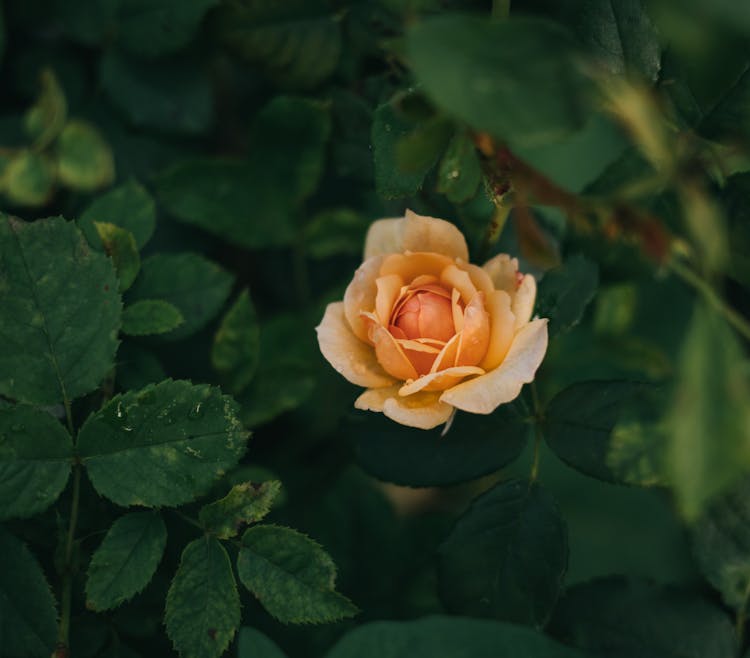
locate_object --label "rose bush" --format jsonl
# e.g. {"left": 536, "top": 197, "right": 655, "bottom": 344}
{"left": 316, "top": 211, "right": 548, "bottom": 429}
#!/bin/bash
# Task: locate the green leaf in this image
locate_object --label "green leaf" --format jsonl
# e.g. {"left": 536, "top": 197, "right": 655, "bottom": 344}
{"left": 86, "top": 511, "right": 167, "bottom": 611}
{"left": 3, "top": 150, "right": 55, "bottom": 206}
{"left": 692, "top": 477, "right": 750, "bottom": 608}
{"left": 605, "top": 418, "right": 668, "bottom": 487}
{"left": 79, "top": 179, "right": 156, "bottom": 249}
{"left": 574, "top": 0, "right": 662, "bottom": 81}
{"left": 127, "top": 253, "right": 233, "bottom": 340}
{"left": 395, "top": 116, "right": 453, "bottom": 175}
{"left": 156, "top": 97, "right": 330, "bottom": 248}
{"left": 24, "top": 68, "right": 68, "bottom": 149}
{"left": 701, "top": 66, "right": 750, "bottom": 144}
{"left": 199, "top": 480, "right": 282, "bottom": 539}
{"left": 372, "top": 102, "right": 433, "bottom": 199}
{"left": 165, "top": 536, "right": 240, "bottom": 658}
{"left": 353, "top": 405, "right": 528, "bottom": 487}
{"left": 666, "top": 304, "right": 750, "bottom": 520}
{"left": 237, "top": 524, "right": 358, "bottom": 623}
{"left": 94, "top": 222, "right": 140, "bottom": 292}
{"left": 0, "top": 404, "right": 73, "bottom": 520}
{"left": 407, "top": 16, "right": 591, "bottom": 147}
{"left": 121, "top": 300, "right": 184, "bottom": 336}
{"left": 326, "top": 616, "right": 587, "bottom": 658}
{"left": 155, "top": 159, "right": 291, "bottom": 247}
{"left": 544, "top": 380, "right": 653, "bottom": 484}
{"left": 115, "top": 0, "right": 218, "bottom": 58}
{"left": 0, "top": 526, "right": 58, "bottom": 658}
{"left": 439, "top": 479, "right": 567, "bottom": 626}
{"left": 238, "top": 363, "right": 315, "bottom": 428}
{"left": 211, "top": 290, "right": 259, "bottom": 395}
{"left": 77, "top": 379, "right": 249, "bottom": 507}
{"left": 56, "top": 120, "right": 115, "bottom": 191}
{"left": 437, "top": 132, "right": 482, "bottom": 203}
{"left": 549, "top": 577, "right": 735, "bottom": 658}
{"left": 303, "top": 208, "right": 368, "bottom": 260}
{"left": 0, "top": 215, "right": 121, "bottom": 404}
{"left": 536, "top": 254, "right": 599, "bottom": 336}
{"left": 100, "top": 50, "right": 213, "bottom": 135}
{"left": 237, "top": 627, "right": 288, "bottom": 658}
{"left": 215, "top": 0, "right": 341, "bottom": 89}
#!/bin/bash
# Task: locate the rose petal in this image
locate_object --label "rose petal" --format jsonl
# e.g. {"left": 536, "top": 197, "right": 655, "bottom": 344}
{"left": 355, "top": 386, "right": 454, "bottom": 430}
{"left": 480, "top": 290, "right": 515, "bottom": 370}
{"left": 483, "top": 254, "right": 520, "bottom": 296}
{"left": 463, "top": 263, "right": 495, "bottom": 297}
{"left": 381, "top": 252, "right": 454, "bottom": 283}
{"left": 375, "top": 273, "right": 404, "bottom": 325}
{"left": 397, "top": 339, "right": 442, "bottom": 376}
{"left": 344, "top": 255, "right": 384, "bottom": 342}
{"left": 451, "top": 288, "right": 464, "bottom": 333}
{"left": 399, "top": 366, "right": 484, "bottom": 395}
{"left": 440, "top": 264, "right": 478, "bottom": 304}
{"left": 455, "top": 293, "right": 490, "bottom": 367}
{"left": 512, "top": 274, "right": 537, "bottom": 330}
{"left": 365, "top": 316, "right": 419, "bottom": 380}
{"left": 440, "top": 319, "right": 548, "bottom": 414}
{"left": 431, "top": 332, "right": 460, "bottom": 372}
{"left": 364, "top": 210, "right": 469, "bottom": 261}
{"left": 316, "top": 302, "right": 395, "bottom": 388}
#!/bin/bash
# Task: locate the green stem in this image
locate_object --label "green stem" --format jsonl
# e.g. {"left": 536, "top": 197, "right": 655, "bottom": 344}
{"left": 492, "top": 0, "right": 511, "bottom": 19}
{"left": 479, "top": 200, "right": 511, "bottom": 262}
{"left": 529, "top": 382, "right": 543, "bottom": 483}
{"left": 57, "top": 464, "right": 81, "bottom": 654}
{"left": 669, "top": 258, "right": 750, "bottom": 342}
{"left": 62, "top": 397, "right": 74, "bottom": 437}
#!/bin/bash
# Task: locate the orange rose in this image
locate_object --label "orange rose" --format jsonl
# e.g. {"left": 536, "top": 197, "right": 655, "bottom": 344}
{"left": 316, "top": 211, "right": 548, "bottom": 429}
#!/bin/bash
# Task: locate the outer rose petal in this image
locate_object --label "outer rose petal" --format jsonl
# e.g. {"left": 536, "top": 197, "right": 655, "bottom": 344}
{"left": 483, "top": 254, "right": 520, "bottom": 295}
{"left": 355, "top": 386, "right": 454, "bottom": 430}
{"left": 364, "top": 210, "right": 469, "bottom": 261}
{"left": 512, "top": 274, "right": 536, "bottom": 330}
{"left": 440, "top": 319, "right": 548, "bottom": 414}
{"left": 316, "top": 302, "right": 395, "bottom": 388}
{"left": 344, "top": 255, "right": 384, "bottom": 342}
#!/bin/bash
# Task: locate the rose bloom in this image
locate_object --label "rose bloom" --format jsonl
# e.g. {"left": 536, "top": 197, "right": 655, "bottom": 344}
{"left": 316, "top": 211, "right": 548, "bottom": 430}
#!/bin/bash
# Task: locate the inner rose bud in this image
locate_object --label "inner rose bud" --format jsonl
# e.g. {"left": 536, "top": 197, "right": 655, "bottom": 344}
{"left": 393, "top": 289, "right": 455, "bottom": 342}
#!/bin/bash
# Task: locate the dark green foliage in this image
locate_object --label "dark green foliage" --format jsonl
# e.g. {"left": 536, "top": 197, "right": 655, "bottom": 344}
{"left": 86, "top": 511, "right": 167, "bottom": 611}
{"left": 439, "top": 480, "right": 568, "bottom": 626}
{"left": 4, "top": 1, "right": 750, "bottom": 657}
{"left": 549, "top": 577, "right": 735, "bottom": 658}
{"left": 692, "top": 477, "right": 750, "bottom": 608}
{"left": 0, "top": 404, "right": 73, "bottom": 520}
{"left": 127, "top": 253, "right": 233, "bottom": 340}
{"left": 237, "top": 525, "right": 358, "bottom": 623}
{"left": 165, "top": 536, "right": 241, "bottom": 658}
{"left": 327, "top": 617, "right": 587, "bottom": 658}
{"left": 353, "top": 405, "right": 529, "bottom": 486}
{"left": 544, "top": 380, "right": 652, "bottom": 483}
{"left": 537, "top": 254, "right": 599, "bottom": 337}
{"left": 0, "top": 215, "right": 121, "bottom": 404}
{"left": 0, "top": 526, "right": 58, "bottom": 657}
{"left": 407, "top": 16, "right": 592, "bottom": 147}
{"left": 78, "top": 380, "right": 249, "bottom": 507}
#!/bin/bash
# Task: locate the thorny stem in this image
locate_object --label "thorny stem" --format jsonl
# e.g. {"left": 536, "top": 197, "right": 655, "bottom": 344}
{"left": 669, "top": 258, "right": 750, "bottom": 342}
{"left": 56, "top": 463, "right": 81, "bottom": 657}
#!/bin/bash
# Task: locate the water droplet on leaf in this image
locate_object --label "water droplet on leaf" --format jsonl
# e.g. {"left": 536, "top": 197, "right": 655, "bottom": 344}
{"left": 187, "top": 402, "right": 204, "bottom": 420}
